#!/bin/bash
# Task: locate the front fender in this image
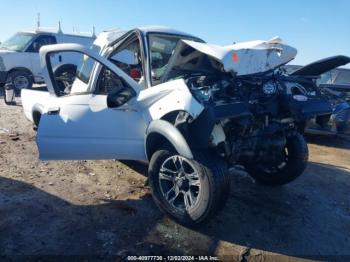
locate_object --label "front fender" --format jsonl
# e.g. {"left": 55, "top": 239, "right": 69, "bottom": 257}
{"left": 137, "top": 79, "right": 204, "bottom": 122}
{"left": 145, "top": 119, "right": 193, "bottom": 160}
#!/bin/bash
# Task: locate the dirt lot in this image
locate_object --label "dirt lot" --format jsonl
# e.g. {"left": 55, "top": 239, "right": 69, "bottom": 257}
{"left": 0, "top": 96, "right": 350, "bottom": 260}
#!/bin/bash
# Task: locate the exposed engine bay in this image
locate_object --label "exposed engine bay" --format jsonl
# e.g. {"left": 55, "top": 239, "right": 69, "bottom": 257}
{"left": 173, "top": 70, "right": 332, "bottom": 167}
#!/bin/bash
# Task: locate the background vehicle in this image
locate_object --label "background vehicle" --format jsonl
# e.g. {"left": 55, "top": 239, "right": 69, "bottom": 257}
{"left": 0, "top": 26, "right": 95, "bottom": 90}
{"left": 22, "top": 27, "right": 332, "bottom": 226}
{"left": 288, "top": 57, "right": 350, "bottom": 135}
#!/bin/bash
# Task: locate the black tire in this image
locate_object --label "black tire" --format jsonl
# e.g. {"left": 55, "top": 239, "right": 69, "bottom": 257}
{"left": 7, "top": 70, "right": 33, "bottom": 90}
{"left": 244, "top": 133, "right": 308, "bottom": 186}
{"left": 148, "top": 149, "right": 230, "bottom": 226}
{"left": 54, "top": 65, "right": 77, "bottom": 94}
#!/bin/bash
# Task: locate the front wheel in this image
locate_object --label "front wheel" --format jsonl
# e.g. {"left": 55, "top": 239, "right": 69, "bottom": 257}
{"left": 244, "top": 133, "right": 309, "bottom": 186}
{"left": 7, "top": 70, "right": 33, "bottom": 90}
{"left": 148, "top": 149, "right": 230, "bottom": 226}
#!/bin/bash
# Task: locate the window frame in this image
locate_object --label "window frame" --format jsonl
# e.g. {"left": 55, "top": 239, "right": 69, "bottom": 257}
{"left": 107, "top": 31, "right": 147, "bottom": 87}
{"left": 146, "top": 32, "right": 204, "bottom": 87}
{"left": 45, "top": 48, "right": 140, "bottom": 103}
{"left": 46, "top": 50, "right": 98, "bottom": 97}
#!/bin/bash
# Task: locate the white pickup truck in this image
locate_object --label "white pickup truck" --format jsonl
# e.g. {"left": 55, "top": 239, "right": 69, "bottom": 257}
{"left": 0, "top": 28, "right": 95, "bottom": 89}
{"left": 22, "top": 26, "right": 332, "bottom": 226}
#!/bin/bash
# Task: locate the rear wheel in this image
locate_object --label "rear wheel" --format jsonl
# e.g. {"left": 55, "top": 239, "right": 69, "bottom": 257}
{"left": 244, "top": 133, "right": 308, "bottom": 186}
{"left": 148, "top": 149, "right": 230, "bottom": 226}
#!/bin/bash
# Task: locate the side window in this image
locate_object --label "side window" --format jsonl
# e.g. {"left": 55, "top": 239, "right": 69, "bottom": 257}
{"left": 27, "top": 35, "right": 57, "bottom": 53}
{"left": 48, "top": 51, "right": 96, "bottom": 96}
{"left": 334, "top": 70, "right": 350, "bottom": 85}
{"left": 109, "top": 37, "right": 145, "bottom": 87}
{"left": 47, "top": 50, "right": 136, "bottom": 107}
{"left": 95, "top": 66, "right": 136, "bottom": 108}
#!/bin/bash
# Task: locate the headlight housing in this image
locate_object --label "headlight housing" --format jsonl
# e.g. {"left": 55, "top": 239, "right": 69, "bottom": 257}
{"left": 262, "top": 81, "right": 277, "bottom": 95}
{"left": 191, "top": 88, "right": 212, "bottom": 103}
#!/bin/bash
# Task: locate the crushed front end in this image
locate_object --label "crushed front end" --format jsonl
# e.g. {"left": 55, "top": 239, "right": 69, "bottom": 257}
{"left": 176, "top": 71, "right": 332, "bottom": 168}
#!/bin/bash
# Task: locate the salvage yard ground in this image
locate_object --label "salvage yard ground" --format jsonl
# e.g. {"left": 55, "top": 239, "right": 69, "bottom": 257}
{"left": 0, "top": 96, "right": 350, "bottom": 260}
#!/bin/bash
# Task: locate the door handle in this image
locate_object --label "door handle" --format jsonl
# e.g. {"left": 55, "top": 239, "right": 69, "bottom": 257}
{"left": 59, "top": 55, "right": 62, "bottom": 62}
{"left": 47, "top": 107, "right": 60, "bottom": 115}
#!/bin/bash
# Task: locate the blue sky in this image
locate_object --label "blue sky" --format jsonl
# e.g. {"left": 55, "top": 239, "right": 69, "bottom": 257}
{"left": 0, "top": 0, "right": 349, "bottom": 67}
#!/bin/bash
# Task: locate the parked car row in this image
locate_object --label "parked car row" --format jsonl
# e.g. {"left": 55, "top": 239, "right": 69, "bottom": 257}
{"left": 285, "top": 60, "right": 350, "bottom": 136}
{"left": 308, "top": 65, "right": 350, "bottom": 135}
{"left": 2, "top": 25, "right": 349, "bottom": 226}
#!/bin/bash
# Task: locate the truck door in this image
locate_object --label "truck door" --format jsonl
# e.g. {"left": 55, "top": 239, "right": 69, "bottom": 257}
{"left": 36, "top": 44, "right": 147, "bottom": 161}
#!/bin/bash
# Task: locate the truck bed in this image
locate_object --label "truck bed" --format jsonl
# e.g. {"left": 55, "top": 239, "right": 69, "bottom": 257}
{"left": 21, "top": 87, "right": 50, "bottom": 123}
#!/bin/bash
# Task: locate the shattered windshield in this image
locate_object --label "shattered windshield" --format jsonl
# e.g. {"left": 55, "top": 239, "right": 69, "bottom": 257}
{"left": 148, "top": 33, "right": 202, "bottom": 86}
{"left": 0, "top": 32, "right": 35, "bottom": 52}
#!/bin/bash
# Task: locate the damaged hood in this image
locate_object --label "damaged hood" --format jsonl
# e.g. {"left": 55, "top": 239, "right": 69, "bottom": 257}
{"left": 162, "top": 37, "right": 297, "bottom": 81}
{"left": 291, "top": 55, "right": 350, "bottom": 76}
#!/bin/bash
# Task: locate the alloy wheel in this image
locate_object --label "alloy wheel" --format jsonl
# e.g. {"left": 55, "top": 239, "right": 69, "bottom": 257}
{"left": 158, "top": 155, "right": 201, "bottom": 212}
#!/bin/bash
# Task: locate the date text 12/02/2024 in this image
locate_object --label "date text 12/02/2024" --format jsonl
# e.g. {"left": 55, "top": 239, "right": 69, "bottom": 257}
{"left": 126, "top": 256, "right": 220, "bottom": 261}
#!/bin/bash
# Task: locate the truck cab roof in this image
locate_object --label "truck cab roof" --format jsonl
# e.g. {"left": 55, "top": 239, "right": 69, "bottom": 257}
{"left": 19, "top": 29, "right": 96, "bottom": 39}
{"left": 93, "top": 26, "right": 202, "bottom": 50}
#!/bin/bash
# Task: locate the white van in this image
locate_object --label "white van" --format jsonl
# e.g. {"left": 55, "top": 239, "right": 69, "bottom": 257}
{"left": 0, "top": 28, "right": 95, "bottom": 89}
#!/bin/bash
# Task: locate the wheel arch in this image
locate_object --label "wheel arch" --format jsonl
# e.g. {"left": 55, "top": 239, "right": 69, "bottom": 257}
{"left": 145, "top": 119, "right": 193, "bottom": 161}
{"left": 8, "top": 67, "right": 34, "bottom": 78}
{"left": 159, "top": 110, "right": 191, "bottom": 124}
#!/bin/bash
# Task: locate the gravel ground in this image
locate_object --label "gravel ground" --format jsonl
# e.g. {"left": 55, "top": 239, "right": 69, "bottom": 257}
{"left": 0, "top": 96, "right": 350, "bottom": 260}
